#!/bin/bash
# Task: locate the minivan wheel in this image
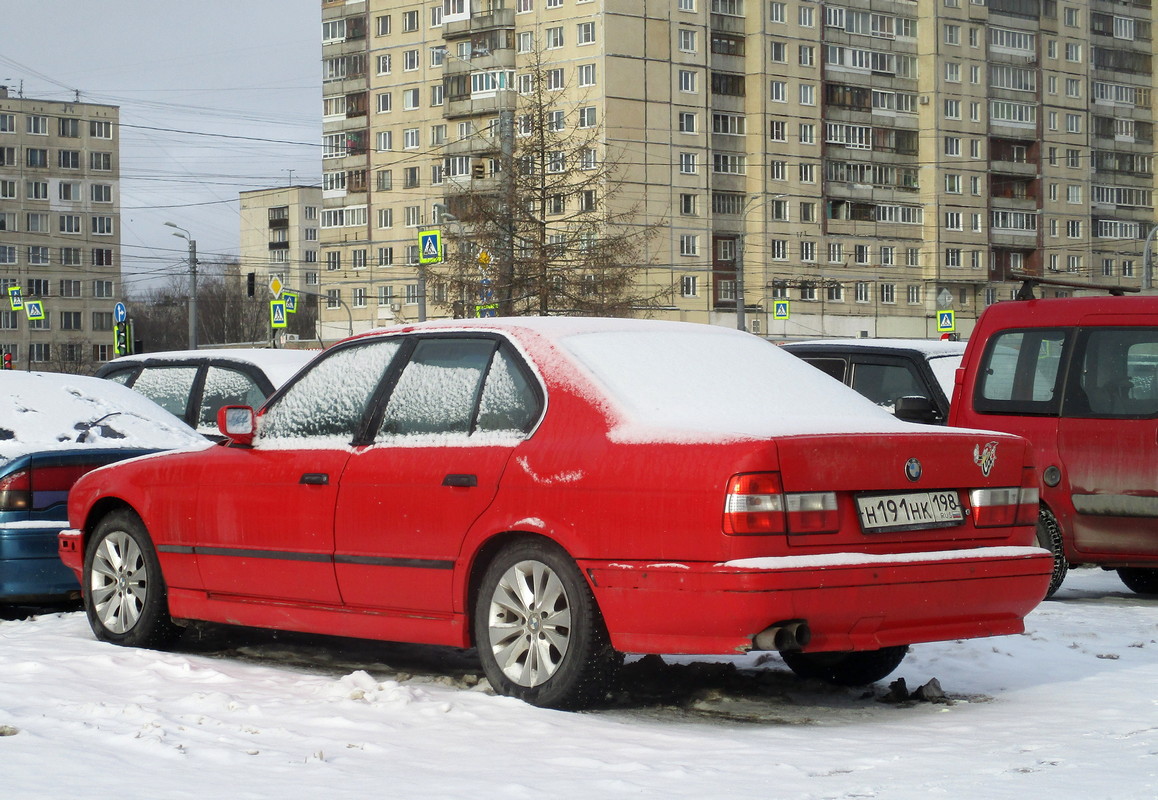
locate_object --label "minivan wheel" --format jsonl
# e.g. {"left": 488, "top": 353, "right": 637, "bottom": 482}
{"left": 1036, "top": 508, "right": 1069, "bottom": 598}
{"left": 83, "top": 510, "right": 182, "bottom": 649}
{"left": 473, "top": 539, "right": 620, "bottom": 710}
{"left": 1117, "top": 567, "right": 1158, "bottom": 595}
{"left": 782, "top": 646, "right": 909, "bottom": 686}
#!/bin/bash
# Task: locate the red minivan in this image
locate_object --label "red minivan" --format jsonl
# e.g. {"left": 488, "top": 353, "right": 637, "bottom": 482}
{"left": 951, "top": 284, "right": 1158, "bottom": 596}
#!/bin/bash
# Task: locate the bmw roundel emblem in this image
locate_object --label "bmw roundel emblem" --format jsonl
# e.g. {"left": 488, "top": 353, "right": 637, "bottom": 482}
{"left": 905, "top": 458, "right": 922, "bottom": 482}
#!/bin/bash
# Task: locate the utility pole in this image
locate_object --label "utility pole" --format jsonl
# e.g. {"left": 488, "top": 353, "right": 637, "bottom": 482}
{"left": 165, "top": 222, "right": 198, "bottom": 349}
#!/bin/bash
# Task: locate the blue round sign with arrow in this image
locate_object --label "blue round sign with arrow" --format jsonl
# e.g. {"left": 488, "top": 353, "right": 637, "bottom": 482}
{"left": 114, "top": 302, "right": 127, "bottom": 323}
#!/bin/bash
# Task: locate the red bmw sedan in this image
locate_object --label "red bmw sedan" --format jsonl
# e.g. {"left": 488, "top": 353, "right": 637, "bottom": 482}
{"left": 61, "top": 318, "right": 1052, "bottom": 709}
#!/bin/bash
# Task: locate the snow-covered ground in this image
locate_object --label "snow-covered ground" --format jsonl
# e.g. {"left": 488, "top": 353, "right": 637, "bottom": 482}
{"left": 3, "top": 567, "right": 1156, "bottom": 799}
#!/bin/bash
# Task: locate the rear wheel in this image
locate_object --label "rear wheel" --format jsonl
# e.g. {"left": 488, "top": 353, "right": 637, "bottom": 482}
{"left": 83, "top": 510, "right": 182, "bottom": 649}
{"left": 473, "top": 539, "right": 620, "bottom": 709}
{"left": 1036, "top": 507, "right": 1069, "bottom": 598}
{"left": 782, "top": 646, "right": 908, "bottom": 686}
{"left": 1117, "top": 567, "right": 1158, "bottom": 595}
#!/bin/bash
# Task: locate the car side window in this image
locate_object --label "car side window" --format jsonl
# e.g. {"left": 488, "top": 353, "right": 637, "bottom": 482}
{"left": 800, "top": 357, "right": 847, "bottom": 383}
{"left": 975, "top": 329, "right": 1067, "bottom": 415}
{"left": 377, "top": 338, "right": 496, "bottom": 438}
{"left": 259, "top": 340, "right": 401, "bottom": 442}
{"left": 477, "top": 346, "right": 541, "bottom": 433}
{"left": 130, "top": 366, "right": 198, "bottom": 419}
{"left": 197, "top": 367, "right": 266, "bottom": 432}
{"left": 850, "top": 362, "right": 926, "bottom": 411}
{"left": 1064, "top": 328, "right": 1158, "bottom": 418}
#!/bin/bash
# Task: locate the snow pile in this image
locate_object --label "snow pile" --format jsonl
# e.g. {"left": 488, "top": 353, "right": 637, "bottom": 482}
{"left": 3, "top": 569, "right": 1158, "bottom": 798}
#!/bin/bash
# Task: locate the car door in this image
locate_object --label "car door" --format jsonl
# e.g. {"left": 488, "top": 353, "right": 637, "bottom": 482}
{"left": 334, "top": 336, "right": 542, "bottom": 614}
{"left": 193, "top": 339, "right": 401, "bottom": 604}
{"left": 1058, "top": 323, "right": 1158, "bottom": 557}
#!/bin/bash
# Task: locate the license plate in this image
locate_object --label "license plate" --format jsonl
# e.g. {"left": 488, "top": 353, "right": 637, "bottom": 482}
{"left": 856, "top": 491, "right": 964, "bottom": 532}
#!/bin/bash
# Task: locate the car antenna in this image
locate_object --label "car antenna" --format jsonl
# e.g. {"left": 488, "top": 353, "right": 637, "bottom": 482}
{"left": 1009, "top": 270, "right": 1141, "bottom": 300}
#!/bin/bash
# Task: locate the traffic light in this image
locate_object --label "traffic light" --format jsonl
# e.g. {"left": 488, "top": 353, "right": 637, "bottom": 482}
{"left": 2, "top": 352, "right": 11, "bottom": 370}
{"left": 246, "top": 272, "right": 256, "bottom": 297}
{"left": 113, "top": 321, "right": 128, "bottom": 357}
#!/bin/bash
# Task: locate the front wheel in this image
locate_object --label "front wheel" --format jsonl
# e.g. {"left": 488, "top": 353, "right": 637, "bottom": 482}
{"left": 83, "top": 510, "right": 182, "bottom": 649}
{"left": 782, "top": 646, "right": 909, "bottom": 686}
{"left": 1117, "top": 567, "right": 1158, "bottom": 595}
{"left": 473, "top": 539, "right": 620, "bottom": 709}
{"left": 1036, "top": 507, "right": 1069, "bottom": 598}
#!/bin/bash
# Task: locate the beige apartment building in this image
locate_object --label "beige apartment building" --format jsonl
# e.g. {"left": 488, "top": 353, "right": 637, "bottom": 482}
{"left": 239, "top": 185, "right": 323, "bottom": 340}
{"left": 0, "top": 88, "right": 122, "bottom": 370}
{"left": 318, "top": 0, "right": 1156, "bottom": 342}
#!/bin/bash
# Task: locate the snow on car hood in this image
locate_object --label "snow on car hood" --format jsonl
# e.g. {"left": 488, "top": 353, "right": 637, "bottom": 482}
{"left": 0, "top": 371, "right": 209, "bottom": 464}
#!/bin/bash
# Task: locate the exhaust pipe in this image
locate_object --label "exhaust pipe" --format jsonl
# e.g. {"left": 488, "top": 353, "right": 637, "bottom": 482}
{"left": 753, "top": 619, "right": 811, "bottom": 652}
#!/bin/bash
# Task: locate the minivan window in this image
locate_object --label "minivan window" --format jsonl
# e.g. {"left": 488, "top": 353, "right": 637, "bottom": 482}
{"left": 975, "top": 329, "right": 1068, "bottom": 415}
{"left": 1063, "top": 327, "right": 1158, "bottom": 418}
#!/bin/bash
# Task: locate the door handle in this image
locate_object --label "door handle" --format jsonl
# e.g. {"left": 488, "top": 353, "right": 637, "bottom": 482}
{"left": 300, "top": 473, "right": 329, "bottom": 485}
{"left": 442, "top": 473, "right": 478, "bottom": 488}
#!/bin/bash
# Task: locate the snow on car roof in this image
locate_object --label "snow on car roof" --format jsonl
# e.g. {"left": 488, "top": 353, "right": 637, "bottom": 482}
{"left": 0, "top": 371, "right": 209, "bottom": 463}
{"left": 369, "top": 318, "right": 908, "bottom": 440}
{"left": 103, "top": 348, "right": 319, "bottom": 388}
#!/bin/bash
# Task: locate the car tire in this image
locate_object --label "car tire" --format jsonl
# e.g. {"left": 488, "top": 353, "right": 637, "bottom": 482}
{"left": 782, "top": 646, "right": 909, "bottom": 686}
{"left": 1117, "top": 567, "right": 1158, "bottom": 596}
{"left": 473, "top": 539, "right": 620, "bottom": 710}
{"left": 1036, "top": 507, "right": 1069, "bottom": 598}
{"left": 83, "top": 510, "right": 182, "bottom": 649}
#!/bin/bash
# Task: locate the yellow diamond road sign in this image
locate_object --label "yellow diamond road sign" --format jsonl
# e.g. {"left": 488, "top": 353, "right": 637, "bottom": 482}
{"left": 269, "top": 276, "right": 283, "bottom": 298}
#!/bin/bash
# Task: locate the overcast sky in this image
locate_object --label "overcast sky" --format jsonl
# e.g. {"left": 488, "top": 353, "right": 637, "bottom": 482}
{"left": 2, "top": 1, "right": 320, "bottom": 296}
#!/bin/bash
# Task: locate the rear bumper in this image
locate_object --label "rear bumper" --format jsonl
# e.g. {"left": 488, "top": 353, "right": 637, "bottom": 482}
{"left": 583, "top": 546, "right": 1052, "bottom": 655}
{"left": 1, "top": 523, "right": 80, "bottom": 602}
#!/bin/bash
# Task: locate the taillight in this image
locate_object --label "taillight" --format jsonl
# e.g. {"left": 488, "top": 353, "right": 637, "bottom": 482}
{"left": 0, "top": 463, "right": 102, "bottom": 513}
{"left": 0, "top": 469, "right": 31, "bottom": 511}
{"left": 724, "top": 473, "right": 840, "bottom": 535}
{"left": 787, "top": 492, "right": 840, "bottom": 533}
{"left": 970, "top": 485, "right": 1039, "bottom": 527}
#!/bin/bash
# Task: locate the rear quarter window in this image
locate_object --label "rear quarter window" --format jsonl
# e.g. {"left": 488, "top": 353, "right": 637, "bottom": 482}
{"left": 974, "top": 329, "right": 1068, "bottom": 415}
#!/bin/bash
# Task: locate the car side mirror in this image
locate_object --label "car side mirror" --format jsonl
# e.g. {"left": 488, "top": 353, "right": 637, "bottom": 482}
{"left": 217, "top": 405, "right": 256, "bottom": 446}
{"left": 894, "top": 395, "right": 940, "bottom": 424}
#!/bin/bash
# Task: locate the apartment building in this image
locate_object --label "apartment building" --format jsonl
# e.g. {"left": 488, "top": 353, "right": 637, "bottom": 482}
{"left": 0, "top": 87, "right": 122, "bottom": 370}
{"left": 318, "top": 0, "right": 1155, "bottom": 341}
{"left": 239, "top": 185, "right": 323, "bottom": 340}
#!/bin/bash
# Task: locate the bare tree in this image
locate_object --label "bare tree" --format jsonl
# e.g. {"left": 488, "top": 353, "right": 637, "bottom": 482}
{"left": 429, "top": 43, "right": 669, "bottom": 318}
{"left": 128, "top": 257, "right": 295, "bottom": 351}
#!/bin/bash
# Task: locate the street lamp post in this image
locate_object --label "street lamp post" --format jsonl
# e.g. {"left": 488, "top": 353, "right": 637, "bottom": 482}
{"left": 164, "top": 222, "right": 198, "bottom": 349}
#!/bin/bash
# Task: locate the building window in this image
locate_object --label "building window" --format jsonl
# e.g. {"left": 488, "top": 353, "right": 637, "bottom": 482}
{"left": 578, "top": 22, "right": 596, "bottom": 45}
{"left": 679, "top": 235, "right": 699, "bottom": 256}
{"left": 681, "top": 275, "right": 698, "bottom": 297}
{"left": 679, "top": 70, "right": 697, "bottom": 93}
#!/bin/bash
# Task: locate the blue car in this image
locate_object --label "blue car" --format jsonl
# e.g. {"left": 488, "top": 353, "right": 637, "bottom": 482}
{"left": 1, "top": 372, "right": 206, "bottom": 603}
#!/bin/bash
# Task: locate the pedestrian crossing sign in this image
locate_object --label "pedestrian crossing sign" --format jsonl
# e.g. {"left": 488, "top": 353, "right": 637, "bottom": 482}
{"left": 270, "top": 300, "right": 287, "bottom": 329}
{"left": 773, "top": 300, "right": 791, "bottom": 320}
{"left": 24, "top": 300, "right": 45, "bottom": 321}
{"left": 419, "top": 230, "right": 443, "bottom": 264}
{"left": 937, "top": 310, "right": 956, "bottom": 333}
{"left": 283, "top": 291, "right": 299, "bottom": 314}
